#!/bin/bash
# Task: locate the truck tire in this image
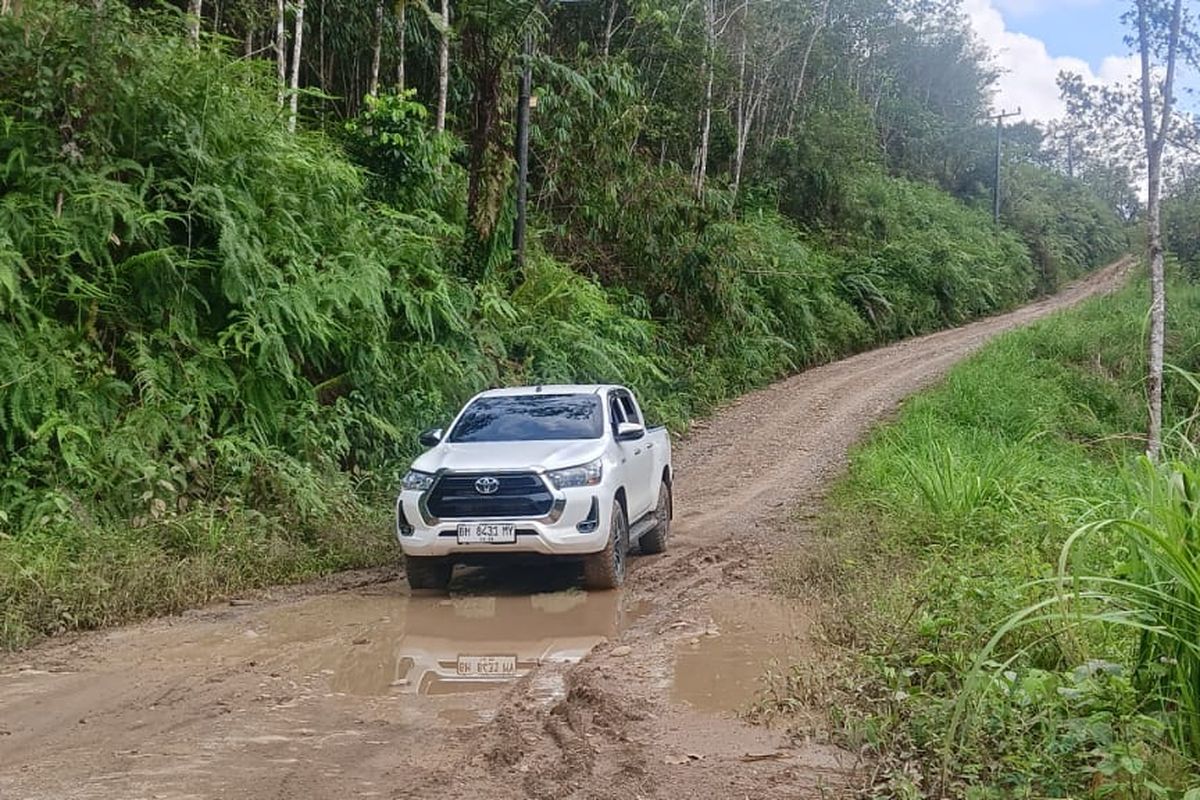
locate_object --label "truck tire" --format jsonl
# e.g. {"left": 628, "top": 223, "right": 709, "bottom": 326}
{"left": 583, "top": 500, "right": 627, "bottom": 590}
{"left": 405, "top": 556, "right": 453, "bottom": 591}
{"left": 639, "top": 483, "right": 672, "bottom": 555}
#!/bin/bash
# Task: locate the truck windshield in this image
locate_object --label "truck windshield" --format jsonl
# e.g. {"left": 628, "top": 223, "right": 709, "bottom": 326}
{"left": 449, "top": 394, "right": 604, "bottom": 442}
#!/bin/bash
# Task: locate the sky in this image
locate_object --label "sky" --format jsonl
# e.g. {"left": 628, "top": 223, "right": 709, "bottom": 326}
{"left": 963, "top": 0, "right": 1137, "bottom": 121}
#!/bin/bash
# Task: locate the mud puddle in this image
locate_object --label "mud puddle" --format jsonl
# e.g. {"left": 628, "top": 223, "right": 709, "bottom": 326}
{"left": 1, "top": 587, "right": 638, "bottom": 709}
{"left": 237, "top": 588, "right": 635, "bottom": 698}
{"left": 671, "top": 594, "right": 812, "bottom": 715}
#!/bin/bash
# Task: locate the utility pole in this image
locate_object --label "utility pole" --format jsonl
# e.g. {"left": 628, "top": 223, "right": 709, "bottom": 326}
{"left": 513, "top": 29, "right": 533, "bottom": 269}
{"left": 990, "top": 107, "right": 1021, "bottom": 225}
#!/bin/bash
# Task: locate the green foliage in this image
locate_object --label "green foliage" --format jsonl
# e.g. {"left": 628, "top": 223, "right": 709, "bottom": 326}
{"left": 1002, "top": 163, "right": 1129, "bottom": 292}
{"left": 342, "top": 90, "right": 463, "bottom": 215}
{"left": 833, "top": 173, "right": 1036, "bottom": 337}
{"left": 789, "top": 278, "right": 1200, "bottom": 797}
{"left": 988, "top": 451, "right": 1200, "bottom": 769}
{"left": 0, "top": 2, "right": 484, "bottom": 642}
{"left": 901, "top": 438, "right": 1034, "bottom": 529}
{"left": 1165, "top": 178, "right": 1200, "bottom": 279}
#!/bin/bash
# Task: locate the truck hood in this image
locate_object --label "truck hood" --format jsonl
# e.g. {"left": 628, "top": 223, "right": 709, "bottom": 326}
{"left": 411, "top": 440, "right": 606, "bottom": 474}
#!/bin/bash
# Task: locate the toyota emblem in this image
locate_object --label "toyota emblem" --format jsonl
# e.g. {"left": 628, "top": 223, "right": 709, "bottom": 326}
{"left": 474, "top": 476, "right": 500, "bottom": 495}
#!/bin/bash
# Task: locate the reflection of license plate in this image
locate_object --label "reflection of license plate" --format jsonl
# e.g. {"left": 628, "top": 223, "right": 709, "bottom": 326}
{"left": 456, "top": 523, "right": 516, "bottom": 544}
{"left": 457, "top": 655, "right": 517, "bottom": 677}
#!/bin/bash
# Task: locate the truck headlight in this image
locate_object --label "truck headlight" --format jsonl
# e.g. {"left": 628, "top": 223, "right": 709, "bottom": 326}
{"left": 402, "top": 470, "right": 435, "bottom": 492}
{"left": 547, "top": 459, "right": 603, "bottom": 489}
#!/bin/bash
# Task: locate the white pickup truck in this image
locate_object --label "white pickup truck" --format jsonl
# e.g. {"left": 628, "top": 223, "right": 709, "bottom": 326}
{"left": 395, "top": 385, "right": 673, "bottom": 591}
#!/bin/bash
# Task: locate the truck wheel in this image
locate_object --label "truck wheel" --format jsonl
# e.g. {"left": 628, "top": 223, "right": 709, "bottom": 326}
{"left": 639, "top": 483, "right": 672, "bottom": 555}
{"left": 405, "top": 556, "right": 453, "bottom": 591}
{"left": 583, "top": 501, "right": 627, "bottom": 590}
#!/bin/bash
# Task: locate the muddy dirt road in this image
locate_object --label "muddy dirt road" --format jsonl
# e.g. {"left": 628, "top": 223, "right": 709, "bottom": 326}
{"left": 0, "top": 260, "right": 1131, "bottom": 800}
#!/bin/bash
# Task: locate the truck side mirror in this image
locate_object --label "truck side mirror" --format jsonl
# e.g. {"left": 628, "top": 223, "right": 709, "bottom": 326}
{"left": 615, "top": 422, "right": 645, "bottom": 442}
{"left": 419, "top": 428, "right": 444, "bottom": 447}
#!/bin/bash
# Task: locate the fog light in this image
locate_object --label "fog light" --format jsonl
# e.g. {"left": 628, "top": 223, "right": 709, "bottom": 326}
{"left": 576, "top": 497, "right": 600, "bottom": 534}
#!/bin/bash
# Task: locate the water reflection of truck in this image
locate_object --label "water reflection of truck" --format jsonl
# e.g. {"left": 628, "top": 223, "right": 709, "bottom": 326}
{"left": 318, "top": 591, "right": 623, "bottom": 697}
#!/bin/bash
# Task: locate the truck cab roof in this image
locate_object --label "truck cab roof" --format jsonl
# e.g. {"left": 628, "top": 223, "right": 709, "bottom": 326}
{"left": 475, "top": 384, "right": 623, "bottom": 398}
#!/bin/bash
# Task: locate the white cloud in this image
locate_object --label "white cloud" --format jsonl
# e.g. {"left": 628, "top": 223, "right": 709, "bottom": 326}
{"left": 963, "top": 0, "right": 1138, "bottom": 121}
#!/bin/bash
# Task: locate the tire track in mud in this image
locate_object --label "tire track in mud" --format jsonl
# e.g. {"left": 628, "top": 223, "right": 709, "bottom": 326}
{"left": 0, "top": 259, "right": 1132, "bottom": 800}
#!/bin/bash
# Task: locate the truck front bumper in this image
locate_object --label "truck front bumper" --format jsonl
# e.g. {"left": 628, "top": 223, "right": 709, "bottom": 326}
{"left": 395, "top": 488, "right": 612, "bottom": 558}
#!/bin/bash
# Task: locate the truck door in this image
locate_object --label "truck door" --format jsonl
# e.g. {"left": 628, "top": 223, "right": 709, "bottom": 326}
{"left": 611, "top": 390, "right": 654, "bottom": 521}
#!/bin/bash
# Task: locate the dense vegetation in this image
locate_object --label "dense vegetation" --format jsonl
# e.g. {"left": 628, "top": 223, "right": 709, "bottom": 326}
{"left": 787, "top": 276, "right": 1200, "bottom": 796}
{"left": 0, "top": 0, "right": 1126, "bottom": 647}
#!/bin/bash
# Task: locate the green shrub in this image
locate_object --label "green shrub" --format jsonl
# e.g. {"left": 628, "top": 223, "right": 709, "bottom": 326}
{"left": 342, "top": 90, "right": 464, "bottom": 217}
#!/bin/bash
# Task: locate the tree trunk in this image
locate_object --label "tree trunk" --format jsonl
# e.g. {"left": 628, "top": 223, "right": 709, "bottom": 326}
{"left": 693, "top": 63, "right": 713, "bottom": 197}
{"left": 461, "top": 26, "right": 506, "bottom": 263}
{"left": 369, "top": 0, "right": 384, "bottom": 97}
{"left": 1146, "top": 160, "right": 1166, "bottom": 459}
{"left": 1137, "top": 0, "right": 1183, "bottom": 460}
{"left": 276, "top": 0, "right": 286, "bottom": 107}
{"left": 785, "top": 0, "right": 828, "bottom": 138}
{"left": 436, "top": 0, "right": 450, "bottom": 132}
{"left": 601, "top": 0, "right": 618, "bottom": 57}
{"left": 691, "top": 0, "right": 714, "bottom": 198}
{"left": 243, "top": 26, "right": 253, "bottom": 56}
{"left": 288, "top": 0, "right": 305, "bottom": 132}
{"left": 396, "top": 0, "right": 406, "bottom": 90}
{"left": 186, "top": 0, "right": 202, "bottom": 44}
{"left": 732, "top": 0, "right": 748, "bottom": 195}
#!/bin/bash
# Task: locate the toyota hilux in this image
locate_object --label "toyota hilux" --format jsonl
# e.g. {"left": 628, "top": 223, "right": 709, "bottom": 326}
{"left": 395, "top": 385, "right": 673, "bottom": 591}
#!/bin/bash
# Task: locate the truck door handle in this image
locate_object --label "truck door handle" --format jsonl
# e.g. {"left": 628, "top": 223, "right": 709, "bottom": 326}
{"left": 646, "top": 443, "right": 654, "bottom": 449}
{"left": 634, "top": 448, "right": 642, "bottom": 455}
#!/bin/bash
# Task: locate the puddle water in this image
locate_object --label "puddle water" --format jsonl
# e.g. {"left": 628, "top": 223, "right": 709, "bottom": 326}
{"left": 670, "top": 594, "right": 811, "bottom": 715}
{"left": 261, "top": 588, "right": 628, "bottom": 697}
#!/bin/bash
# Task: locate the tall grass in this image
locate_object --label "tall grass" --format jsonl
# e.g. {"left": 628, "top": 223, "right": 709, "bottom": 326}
{"left": 1065, "top": 456, "right": 1200, "bottom": 759}
{"left": 790, "top": 276, "right": 1200, "bottom": 797}
{"left": 901, "top": 435, "right": 1035, "bottom": 527}
{"left": 970, "top": 451, "right": 1200, "bottom": 769}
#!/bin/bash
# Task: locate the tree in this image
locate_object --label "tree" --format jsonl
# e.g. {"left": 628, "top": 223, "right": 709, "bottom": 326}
{"left": 275, "top": 0, "right": 286, "bottom": 106}
{"left": 369, "top": 0, "right": 384, "bottom": 96}
{"left": 1133, "top": 0, "right": 1184, "bottom": 460}
{"left": 1057, "top": 74, "right": 1147, "bottom": 202}
{"left": 288, "top": 0, "right": 305, "bottom": 132}
{"left": 691, "top": 0, "right": 715, "bottom": 197}
{"left": 396, "top": 0, "right": 406, "bottom": 89}
{"left": 436, "top": 0, "right": 450, "bottom": 132}
{"left": 186, "top": 0, "right": 202, "bottom": 43}
{"left": 783, "top": 0, "right": 831, "bottom": 138}
{"left": 729, "top": 0, "right": 794, "bottom": 195}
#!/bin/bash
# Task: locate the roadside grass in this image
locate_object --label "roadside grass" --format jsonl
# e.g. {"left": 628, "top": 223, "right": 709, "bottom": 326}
{"left": 770, "top": 275, "right": 1200, "bottom": 798}
{"left": 0, "top": 498, "right": 390, "bottom": 650}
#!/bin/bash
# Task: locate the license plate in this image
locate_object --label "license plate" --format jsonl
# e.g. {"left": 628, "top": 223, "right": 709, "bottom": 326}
{"left": 456, "top": 522, "right": 516, "bottom": 544}
{"left": 456, "top": 655, "right": 517, "bottom": 677}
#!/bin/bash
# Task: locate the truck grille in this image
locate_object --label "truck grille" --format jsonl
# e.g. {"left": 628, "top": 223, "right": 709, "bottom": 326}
{"left": 425, "top": 472, "right": 553, "bottom": 519}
